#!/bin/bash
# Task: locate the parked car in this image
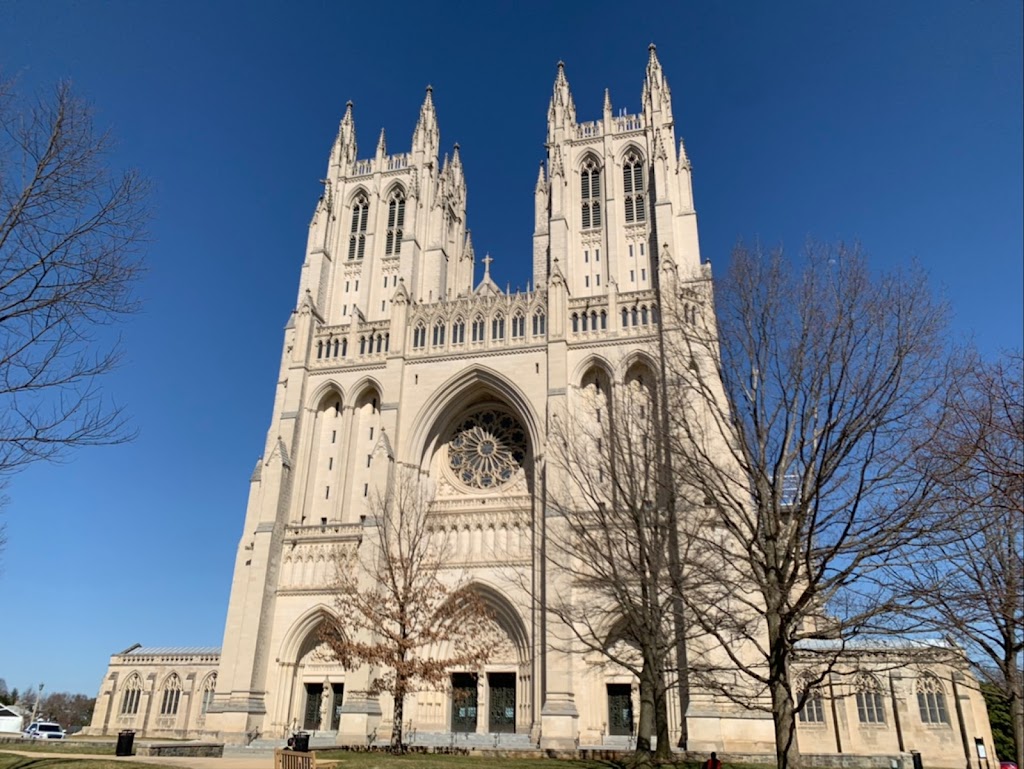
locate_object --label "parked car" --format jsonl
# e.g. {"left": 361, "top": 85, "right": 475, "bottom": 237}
{"left": 23, "top": 721, "right": 65, "bottom": 739}
{"left": 999, "top": 762, "right": 1018, "bottom": 769}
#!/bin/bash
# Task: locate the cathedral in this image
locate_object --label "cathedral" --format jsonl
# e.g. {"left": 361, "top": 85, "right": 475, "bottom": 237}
{"left": 85, "top": 49, "right": 996, "bottom": 767}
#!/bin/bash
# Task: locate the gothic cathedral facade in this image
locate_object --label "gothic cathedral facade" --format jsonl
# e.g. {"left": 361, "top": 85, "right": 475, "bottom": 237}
{"left": 204, "top": 45, "right": 705, "bottom": 751}
{"left": 85, "top": 49, "right": 996, "bottom": 767}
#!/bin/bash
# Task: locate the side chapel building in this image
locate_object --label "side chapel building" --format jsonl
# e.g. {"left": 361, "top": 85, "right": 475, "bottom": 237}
{"left": 86, "top": 48, "right": 996, "bottom": 767}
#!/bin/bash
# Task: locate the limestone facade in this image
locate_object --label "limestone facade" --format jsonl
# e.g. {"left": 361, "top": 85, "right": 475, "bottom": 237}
{"left": 86, "top": 49, "right": 997, "bottom": 768}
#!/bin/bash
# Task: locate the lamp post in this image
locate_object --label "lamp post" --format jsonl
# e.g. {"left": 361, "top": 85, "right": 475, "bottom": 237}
{"left": 29, "top": 683, "right": 44, "bottom": 725}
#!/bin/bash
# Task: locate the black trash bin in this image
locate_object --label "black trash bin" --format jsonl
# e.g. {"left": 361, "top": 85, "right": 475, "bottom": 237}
{"left": 292, "top": 732, "right": 310, "bottom": 753}
{"left": 911, "top": 750, "right": 924, "bottom": 769}
{"left": 115, "top": 730, "right": 135, "bottom": 757}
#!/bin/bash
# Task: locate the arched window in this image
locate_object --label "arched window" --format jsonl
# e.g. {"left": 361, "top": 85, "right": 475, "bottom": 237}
{"left": 600, "top": 310, "right": 607, "bottom": 330}
{"left": 590, "top": 311, "right": 598, "bottom": 330}
{"left": 631, "top": 308, "right": 639, "bottom": 326}
{"left": 160, "top": 674, "right": 182, "bottom": 716}
{"left": 511, "top": 313, "right": 525, "bottom": 338}
{"left": 492, "top": 314, "right": 505, "bottom": 340}
{"left": 855, "top": 674, "right": 886, "bottom": 724}
{"left": 432, "top": 319, "right": 445, "bottom": 347}
{"left": 581, "top": 157, "right": 602, "bottom": 230}
{"left": 797, "top": 677, "right": 826, "bottom": 723}
{"left": 641, "top": 306, "right": 649, "bottom": 325}
{"left": 533, "top": 311, "right": 546, "bottom": 337}
{"left": 316, "top": 341, "right": 323, "bottom": 359}
{"left": 348, "top": 193, "right": 369, "bottom": 260}
{"left": 472, "top": 315, "right": 485, "bottom": 342}
{"left": 623, "top": 151, "right": 646, "bottom": 223}
{"left": 200, "top": 674, "right": 217, "bottom": 716}
{"left": 917, "top": 675, "right": 949, "bottom": 724}
{"left": 341, "top": 338, "right": 348, "bottom": 357}
{"left": 580, "top": 312, "right": 588, "bottom": 332}
{"left": 622, "top": 308, "right": 629, "bottom": 328}
{"left": 120, "top": 674, "right": 143, "bottom": 716}
{"left": 452, "top": 318, "right": 466, "bottom": 344}
{"left": 385, "top": 190, "right": 405, "bottom": 255}
{"left": 413, "top": 323, "right": 426, "bottom": 349}
{"left": 359, "top": 336, "right": 366, "bottom": 355}
{"left": 571, "top": 313, "right": 579, "bottom": 333}
{"left": 375, "top": 334, "right": 384, "bottom": 353}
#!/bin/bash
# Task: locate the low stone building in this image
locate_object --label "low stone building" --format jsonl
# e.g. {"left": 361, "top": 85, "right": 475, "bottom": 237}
{"left": 85, "top": 645, "right": 219, "bottom": 740}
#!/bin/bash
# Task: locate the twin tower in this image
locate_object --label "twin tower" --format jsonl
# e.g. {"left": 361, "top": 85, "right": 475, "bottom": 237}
{"left": 205, "top": 45, "right": 712, "bottom": 749}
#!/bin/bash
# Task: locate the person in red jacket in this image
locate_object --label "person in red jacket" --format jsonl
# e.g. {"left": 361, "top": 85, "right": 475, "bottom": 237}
{"left": 703, "top": 751, "right": 723, "bottom": 769}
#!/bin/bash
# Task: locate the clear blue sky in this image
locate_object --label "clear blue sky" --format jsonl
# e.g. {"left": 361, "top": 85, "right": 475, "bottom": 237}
{"left": 0, "top": 1, "right": 1020, "bottom": 697}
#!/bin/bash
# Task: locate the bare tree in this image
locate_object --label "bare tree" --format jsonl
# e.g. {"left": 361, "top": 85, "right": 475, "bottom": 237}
{"left": 666, "top": 242, "right": 953, "bottom": 769}
{"left": 319, "top": 465, "right": 499, "bottom": 753}
{"left": 544, "top": 367, "right": 684, "bottom": 761}
{"left": 893, "top": 351, "right": 1023, "bottom": 768}
{"left": 0, "top": 77, "right": 147, "bottom": 484}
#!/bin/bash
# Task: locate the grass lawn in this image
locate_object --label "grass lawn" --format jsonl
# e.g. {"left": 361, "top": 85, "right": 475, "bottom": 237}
{"left": 0, "top": 753, "right": 154, "bottom": 769}
{"left": 0, "top": 743, "right": 115, "bottom": 755}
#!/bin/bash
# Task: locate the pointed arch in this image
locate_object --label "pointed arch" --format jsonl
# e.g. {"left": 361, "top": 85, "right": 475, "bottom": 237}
{"left": 452, "top": 315, "right": 466, "bottom": 345}
{"left": 347, "top": 189, "right": 370, "bottom": 260}
{"left": 406, "top": 366, "right": 542, "bottom": 472}
{"left": 580, "top": 153, "right": 603, "bottom": 230}
{"left": 471, "top": 314, "right": 486, "bottom": 343}
{"left": 465, "top": 581, "right": 530, "bottom": 665}
{"left": 119, "top": 672, "right": 143, "bottom": 716}
{"left": 621, "top": 146, "right": 646, "bottom": 224}
{"left": 279, "top": 604, "right": 340, "bottom": 663}
{"left": 916, "top": 673, "right": 949, "bottom": 724}
{"left": 199, "top": 672, "right": 217, "bottom": 716}
{"left": 159, "top": 672, "right": 182, "bottom": 716}
{"left": 385, "top": 186, "right": 406, "bottom": 256}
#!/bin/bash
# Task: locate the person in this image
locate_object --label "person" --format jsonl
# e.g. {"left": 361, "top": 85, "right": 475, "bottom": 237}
{"left": 703, "top": 751, "right": 723, "bottom": 769}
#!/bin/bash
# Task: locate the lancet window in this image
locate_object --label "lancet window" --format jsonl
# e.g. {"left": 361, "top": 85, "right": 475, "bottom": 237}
{"left": 385, "top": 190, "right": 405, "bottom": 255}
{"left": 532, "top": 311, "right": 546, "bottom": 337}
{"left": 492, "top": 314, "right": 505, "bottom": 340}
{"left": 917, "top": 675, "right": 949, "bottom": 724}
{"left": 623, "top": 151, "right": 646, "bottom": 223}
{"left": 160, "top": 674, "right": 182, "bottom": 716}
{"left": 120, "top": 674, "right": 142, "bottom": 715}
{"left": 511, "top": 312, "right": 525, "bottom": 338}
{"left": 348, "top": 193, "right": 369, "bottom": 260}
{"left": 581, "top": 158, "right": 602, "bottom": 230}
{"left": 855, "top": 674, "right": 886, "bottom": 724}
{"left": 452, "top": 318, "right": 466, "bottom": 345}
{"left": 472, "top": 315, "right": 485, "bottom": 342}
{"left": 200, "top": 674, "right": 217, "bottom": 716}
{"left": 413, "top": 322, "right": 426, "bottom": 349}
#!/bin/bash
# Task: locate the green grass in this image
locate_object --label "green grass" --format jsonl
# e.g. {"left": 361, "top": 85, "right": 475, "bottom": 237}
{"left": 0, "top": 753, "right": 155, "bottom": 769}
{"left": 0, "top": 744, "right": 114, "bottom": 756}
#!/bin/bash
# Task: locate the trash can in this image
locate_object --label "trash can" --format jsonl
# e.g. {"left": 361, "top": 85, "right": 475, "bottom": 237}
{"left": 292, "top": 732, "right": 310, "bottom": 752}
{"left": 911, "top": 750, "right": 924, "bottom": 769}
{"left": 115, "top": 730, "right": 135, "bottom": 757}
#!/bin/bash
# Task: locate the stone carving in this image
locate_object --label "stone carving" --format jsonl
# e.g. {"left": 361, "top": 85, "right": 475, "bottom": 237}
{"left": 447, "top": 409, "right": 527, "bottom": 490}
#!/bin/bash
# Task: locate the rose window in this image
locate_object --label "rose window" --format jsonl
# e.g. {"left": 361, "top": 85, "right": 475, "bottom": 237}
{"left": 447, "top": 408, "right": 528, "bottom": 489}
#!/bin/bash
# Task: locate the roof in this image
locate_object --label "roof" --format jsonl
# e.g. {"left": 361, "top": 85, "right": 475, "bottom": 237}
{"left": 0, "top": 706, "right": 20, "bottom": 718}
{"left": 120, "top": 646, "right": 221, "bottom": 656}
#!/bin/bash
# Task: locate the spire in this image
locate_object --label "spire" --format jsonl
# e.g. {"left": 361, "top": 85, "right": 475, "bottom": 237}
{"left": 535, "top": 162, "right": 546, "bottom": 193}
{"left": 376, "top": 127, "right": 387, "bottom": 157}
{"left": 642, "top": 43, "right": 673, "bottom": 123}
{"left": 678, "top": 138, "right": 691, "bottom": 170}
{"left": 603, "top": 88, "right": 613, "bottom": 115}
{"left": 451, "top": 141, "right": 462, "bottom": 168}
{"left": 412, "top": 85, "right": 439, "bottom": 157}
{"left": 334, "top": 100, "right": 357, "bottom": 168}
{"left": 547, "top": 61, "right": 576, "bottom": 142}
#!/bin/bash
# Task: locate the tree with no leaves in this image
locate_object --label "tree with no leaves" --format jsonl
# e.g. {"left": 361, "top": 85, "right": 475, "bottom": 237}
{"left": 544, "top": 364, "right": 684, "bottom": 761}
{"left": 319, "top": 465, "right": 499, "bottom": 753}
{"left": 0, "top": 77, "right": 147, "bottom": 541}
{"left": 893, "top": 351, "right": 1023, "bottom": 768}
{"left": 666, "top": 243, "right": 954, "bottom": 769}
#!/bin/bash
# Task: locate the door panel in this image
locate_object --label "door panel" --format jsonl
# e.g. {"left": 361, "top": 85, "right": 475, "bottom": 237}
{"left": 451, "top": 673, "right": 478, "bottom": 732}
{"left": 607, "top": 684, "right": 632, "bottom": 736}
{"left": 488, "top": 672, "right": 516, "bottom": 733}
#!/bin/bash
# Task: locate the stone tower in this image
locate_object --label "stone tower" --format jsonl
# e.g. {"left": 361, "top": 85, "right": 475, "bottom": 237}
{"left": 206, "top": 46, "right": 715, "bottom": 750}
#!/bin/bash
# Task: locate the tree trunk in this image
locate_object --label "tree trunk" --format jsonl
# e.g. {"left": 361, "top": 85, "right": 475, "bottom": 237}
{"left": 767, "top": 613, "right": 800, "bottom": 769}
{"left": 391, "top": 679, "right": 405, "bottom": 754}
{"left": 636, "top": 663, "right": 655, "bottom": 756}
{"left": 653, "top": 671, "right": 672, "bottom": 760}
{"left": 1008, "top": 663, "right": 1024, "bottom": 769}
